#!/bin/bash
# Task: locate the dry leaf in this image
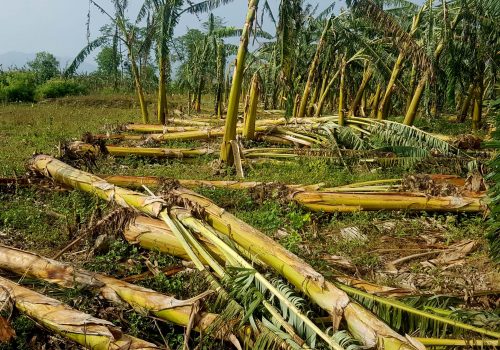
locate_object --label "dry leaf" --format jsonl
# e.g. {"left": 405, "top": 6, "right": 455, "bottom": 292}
{"left": 322, "top": 254, "right": 356, "bottom": 272}
{"left": 340, "top": 226, "right": 367, "bottom": 242}
{"left": 0, "top": 317, "right": 15, "bottom": 343}
{"left": 423, "top": 240, "right": 477, "bottom": 270}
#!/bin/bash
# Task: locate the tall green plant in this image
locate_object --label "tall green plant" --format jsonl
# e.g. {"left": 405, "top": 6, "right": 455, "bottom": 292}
{"left": 66, "top": 0, "right": 153, "bottom": 122}
{"left": 220, "top": 0, "right": 260, "bottom": 165}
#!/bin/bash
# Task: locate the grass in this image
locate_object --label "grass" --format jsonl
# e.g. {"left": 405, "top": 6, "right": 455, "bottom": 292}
{"left": 0, "top": 101, "right": 136, "bottom": 176}
{"left": 0, "top": 94, "right": 497, "bottom": 348}
{"left": 0, "top": 188, "right": 103, "bottom": 254}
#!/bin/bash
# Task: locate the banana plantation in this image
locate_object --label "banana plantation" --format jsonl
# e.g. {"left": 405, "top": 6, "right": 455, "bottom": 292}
{"left": 0, "top": 0, "right": 499, "bottom": 349}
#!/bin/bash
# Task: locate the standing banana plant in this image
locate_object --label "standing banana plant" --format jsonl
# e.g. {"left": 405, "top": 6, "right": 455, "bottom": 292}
{"left": 220, "top": 0, "right": 260, "bottom": 165}
{"left": 176, "top": 14, "right": 245, "bottom": 115}
{"left": 151, "top": 0, "right": 180, "bottom": 124}
{"left": 215, "top": 39, "right": 226, "bottom": 118}
{"left": 66, "top": 0, "right": 154, "bottom": 123}
{"left": 350, "top": 65, "right": 373, "bottom": 116}
{"left": 296, "top": 17, "right": 333, "bottom": 119}
{"left": 403, "top": 8, "right": 461, "bottom": 126}
{"left": 243, "top": 71, "right": 261, "bottom": 139}
{"left": 376, "top": 5, "right": 425, "bottom": 120}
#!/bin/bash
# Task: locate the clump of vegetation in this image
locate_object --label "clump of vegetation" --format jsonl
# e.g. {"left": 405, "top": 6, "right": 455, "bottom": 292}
{"left": 0, "top": 71, "right": 37, "bottom": 102}
{"left": 35, "top": 78, "right": 87, "bottom": 100}
{"left": 0, "top": 51, "right": 87, "bottom": 103}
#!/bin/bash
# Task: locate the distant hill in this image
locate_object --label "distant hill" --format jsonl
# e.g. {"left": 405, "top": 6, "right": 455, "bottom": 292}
{"left": 0, "top": 51, "right": 97, "bottom": 73}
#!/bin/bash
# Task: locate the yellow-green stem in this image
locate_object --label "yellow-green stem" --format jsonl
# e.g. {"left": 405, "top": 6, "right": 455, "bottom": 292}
{"left": 370, "top": 83, "right": 382, "bottom": 119}
{"left": 338, "top": 57, "right": 346, "bottom": 126}
{"left": 243, "top": 72, "right": 260, "bottom": 139}
{"left": 350, "top": 67, "right": 373, "bottom": 117}
{"left": 296, "top": 19, "right": 332, "bottom": 120}
{"left": 220, "top": 0, "right": 259, "bottom": 164}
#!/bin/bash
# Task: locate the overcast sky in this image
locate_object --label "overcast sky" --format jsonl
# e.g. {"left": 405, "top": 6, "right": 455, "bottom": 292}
{"left": 0, "top": 0, "right": 337, "bottom": 65}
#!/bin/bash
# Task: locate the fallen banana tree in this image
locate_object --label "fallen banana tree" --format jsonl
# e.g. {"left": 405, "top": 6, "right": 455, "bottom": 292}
{"left": 122, "top": 124, "right": 201, "bottom": 133}
{"left": 123, "top": 116, "right": 337, "bottom": 133}
{"left": 97, "top": 174, "right": 485, "bottom": 213}
{"left": 0, "top": 245, "right": 237, "bottom": 342}
{"left": 0, "top": 173, "right": 469, "bottom": 195}
{"left": 0, "top": 275, "right": 158, "bottom": 349}
{"left": 67, "top": 141, "right": 482, "bottom": 173}
{"left": 110, "top": 118, "right": 479, "bottom": 159}
{"left": 100, "top": 175, "right": 324, "bottom": 191}
{"left": 0, "top": 245, "right": 246, "bottom": 349}
{"left": 67, "top": 141, "right": 214, "bottom": 159}
{"left": 291, "top": 190, "right": 485, "bottom": 213}
{"left": 30, "top": 154, "right": 428, "bottom": 350}
{"left": 110, "top": 212, "right": 500, "bottom": 345}
{"left": 165, "top": 206, "right": 350, "bottom": 350}
{"left": 99, "top": 174, "right": 473, "bottom": 193}
{"left": 91, "top": 126, "right": 324, "bottom": 147}
{"left": 124, "top": 214, "right": 500, "bottom": 345}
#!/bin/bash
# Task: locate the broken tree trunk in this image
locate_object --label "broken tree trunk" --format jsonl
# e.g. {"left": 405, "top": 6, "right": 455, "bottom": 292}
{"left": 98, "top": 174, "right": 485, "bottom": 213}
{"left": 67, "top": 142, "right": 213, "bottom": 159}
{"left": 0, "top": 245, "right": 224, "bottom": 333}
{"left": 0, "top": 275, "right": 158, "bottom": 349}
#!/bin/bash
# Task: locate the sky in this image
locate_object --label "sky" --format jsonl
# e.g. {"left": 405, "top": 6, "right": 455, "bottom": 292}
{"left": 0, "top": 0, "right": 337, "bottom": 69}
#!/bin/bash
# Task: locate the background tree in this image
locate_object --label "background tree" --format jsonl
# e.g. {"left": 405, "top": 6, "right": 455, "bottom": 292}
{"left": 96, "top": 46, "right": 121, "bottom": 78}
{"left": 28, "top": 51, "right": 60, "bottom": 84}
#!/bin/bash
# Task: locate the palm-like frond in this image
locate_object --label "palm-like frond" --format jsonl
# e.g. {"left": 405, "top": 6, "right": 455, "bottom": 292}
{"left": 339, "top": 283, "right": 500, "bottom": 339}
{"left": 261, "top": 0, "right": 276, "bottom": 26}
{"left": 89, "top": 0, "right": 115, "bottom": 21}
{"left": 320, "top": 119, "right": 474, "bottom": 169}
{"left": 185, "top": 0, "right": 235, "bottom": 14}
{"left": 317, "top": 2, "right": 337, "bottom": 20}
{"left": 365, "top": 119, "right": 462, "bottom": 156}
{"left": 383, "top": 0, "right": 419, "bottom": 12}
{"left": 374, "top": 145, "right": 430, "bottom": 168}
{"left": 348, "top": 0, "right": 432, "bottom": 72}
{"left": 254, "top": 319, "right": 303, "bottom": 350}
{"left": 268, "top": 277, "right": 316, "bottom": 346}
{"left": 64, "top": 36, "right": 109, "bottom": 76}
{"left": 330, "top": 330, "right": 363, "bottom": 350}
{"left": 321, "top": 122, "right": 369, "bottom": 150}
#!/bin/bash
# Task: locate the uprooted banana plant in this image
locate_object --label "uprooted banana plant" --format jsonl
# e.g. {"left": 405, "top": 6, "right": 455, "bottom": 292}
{"left": 0, "top": 276, "right": 158, "bottom": 349}
{"left": 97, "top": 174, "right": 485, "bottom": 213}
{"left": 119, "top": 212, "right": 500, "bottom": 347}
{"left": 30, "top": 154, "right": 500, "bottom": 348}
